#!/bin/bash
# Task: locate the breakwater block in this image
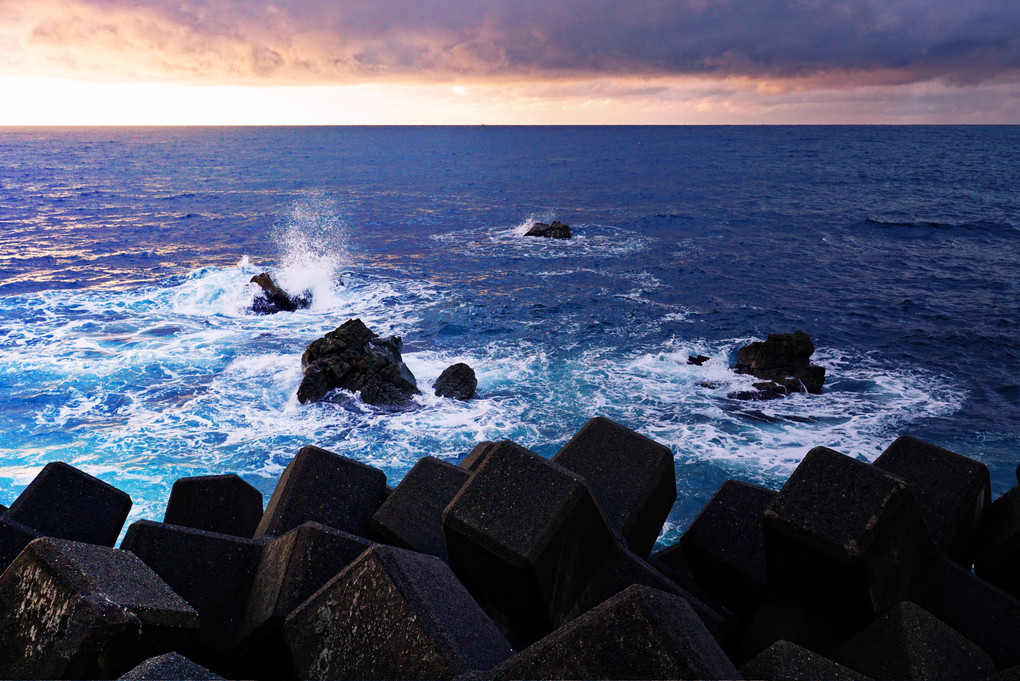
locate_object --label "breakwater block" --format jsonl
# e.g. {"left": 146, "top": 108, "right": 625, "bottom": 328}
{"left": 680, "top": 479, "right": 775, "bottom": 619}
{"left": 238, "top": 521, "right": 372, "bottom": 642}
{"left": 371, "top": 456, "right": 470, "bottom": 561}
{"left": 486, "top": 584, "right": 738, "bottom": 681}
{"left": 459, "top": 441, "right": 496, "bottom": 471}
{"left": 975, "top": 485, "right": 1020, "bottom": 599}
{"left": 119, "top": 652, "right": 223, "bottom": 680}
{"left": 874, "top": 435, "right": 990, "bottom": 566}
{"left": 163, "top": 473, "right": 264, "bottom": 538}
{"left": 740, "top": 640, "right": 873, "bottom": 681}
{"left": 833, "top": 601, "right": 995, "bottom": 681}
{"left": 6, "top": 461, "right": 131, "bottom": 547}
{"left": 0, "top": 516, "right": 41, "bottom": 574}
{"left": 764, "top": 446, "right": 936, "bottom": 627}
{"left": 735, "top": 595, "right": 851, "bottom": 665}
{"left": 0, "top": 537, "right": 198, "bottom": 679}
{"left": 909, "top": 554, "right": 1020, "bottom": 670}
{"left": 552, "top": 416, "right": 676, "bottom": 557}
{"left": 120, "top": 520, "right": 264, "bottom": 657}
{"left": 285, "top": 544, "right": 513, "bottom": 681}
{"left": 254, "top": 445, "right": 387, "bottom": 539}
{"left": 443, "top": 440, "right": 618, "bottom": 642}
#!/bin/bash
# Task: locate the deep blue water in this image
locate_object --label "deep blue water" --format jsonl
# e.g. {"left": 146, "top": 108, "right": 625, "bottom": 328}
{"left": 1, "top": 125, "right": 1018, "bottom": 543}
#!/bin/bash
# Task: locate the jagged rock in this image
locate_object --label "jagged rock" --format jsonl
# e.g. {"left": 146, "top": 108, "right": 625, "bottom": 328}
{"left": 524, "top": 221, "right": 572, "bottom": 238}
{"left": 0, "top": 538, "right": 199, "bottom": 679}
{"left": 734, "top": 330, "right": 826, "bottom": 395}
{"left": 163, "top": 474, "right": 264, "bottom": 538}
{"left": 728, "top": 381, "right": 790, "bottom": 401}
{"left": 434, "top": 363, "right": 478, "bottom": 400}
{"left": 248, "top": 272, "right": 311, "bottom": 315}
{"left": 296, "top": 318, "right": 420, "bottom": 405}
{"left": 688, "top": 354, "right": 711, "bottom": 366}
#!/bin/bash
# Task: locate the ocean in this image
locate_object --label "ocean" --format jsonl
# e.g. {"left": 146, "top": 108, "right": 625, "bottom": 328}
{"left": 1, "top": 125, "right": 1017, "bottom": 544}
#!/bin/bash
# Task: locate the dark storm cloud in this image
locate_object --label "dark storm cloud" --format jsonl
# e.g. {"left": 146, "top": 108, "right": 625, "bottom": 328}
{"left": 6, "top": 0, "right": 1020, "bottom": 85}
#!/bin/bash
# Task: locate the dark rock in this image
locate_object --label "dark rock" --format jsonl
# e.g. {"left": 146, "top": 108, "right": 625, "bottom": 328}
{"left": 460, "top": 441, "right": 496, "bottom": 471}
{"left": 443, "top": 440, "right": 618, "bottom": 643}
{"left": 735, "top": 596, "right": 852, "bottom": 666}
{"left": 680, "top": 479, "right": 776, "bottom": 619}
{"left": 254, "top": 444, "right": 387, "bottom": 539}
{"left": 119, "top": 652, "right": 224, "bottom": 680}
{"left": 6, "top": 461, "right": 132, "bottom": 547}
{"left": 832, "top": 601, "right": 995, "bottom": 681}
{"left": 975, "top": 485, "right": 1020, "bottom": 598}
{"left": 728, "top": 381, "right": 790, "bottom": 401}
{"left": 163, "top": 473, "right": 264, "bottom": 538}
{"left": 235, "top": 522, "right": 373, "bottom": 680}
{"left": 0, "top": 537, "right": 198, "bottom": 679}
{"left": 524, "top": 220, "right": 572, "bottom": 238}
{"left": 0, "top": 515, "right": 41, "bottom": 574}
{"left": 238, "top": 521, "right": 372, "bottom": 643}
{"left": 486, "top": 584, "right": 739, "bottom": 681}
{"left": 120, "top": 520, "right": 264, "bottom": 656}
{"left": 734, "top": 330, "right": 826, "bottom": 394}
{"left": 285, "top": 544, "right": 514, "bottom": 681}
{"left": 296, "top": 318, "right": 420, "bottom": 405}
{"left": 434, "top": 363, "right": 478, "bottom": 400}
{"left": 909, "top": 555, "right": 1020, "bottom": 670}
{"left": 248, "top": 272, "right": 311, "bottom": 315}
{"left": 371, "top": 456, "right": 471, "bottom": 561}
{"left": 552, "top": 416, "right": 676, "bottom": 557}
{"left": 874, "top": 436, "right": 990, "bottom": 566}
{"left": 763, "top": 446, "right": 936, "bottom": 628}
{"left": 741, "top": 640, "right": 874, "bottom": 681}
{"left": 688, "top": 354, "right": 711, "bottom": 366}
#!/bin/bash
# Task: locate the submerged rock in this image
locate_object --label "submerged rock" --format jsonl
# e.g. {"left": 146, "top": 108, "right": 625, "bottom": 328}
{"left": 733, "top": 330, "right": 826, "bottom": 398}
{"left": 249, "top": 272, "right": 311, "bottom": 315}
{"left": 433, "top": 363, "right": 477, "bottom": 400}
{"left": 297, "top": 318, "right": 420, "bottom": 406}
{"left": 525, "top": 220, "right": 572, "bottom": 239}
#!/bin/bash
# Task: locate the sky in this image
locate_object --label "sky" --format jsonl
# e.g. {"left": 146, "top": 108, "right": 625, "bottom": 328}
{"left": 1, "top": 0, "right": 1019, "bottom": 124}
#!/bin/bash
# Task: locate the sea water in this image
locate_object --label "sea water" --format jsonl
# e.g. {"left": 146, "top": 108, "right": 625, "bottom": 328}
{"left": 0, "top": 125, "right": 1017, "bottom": 543}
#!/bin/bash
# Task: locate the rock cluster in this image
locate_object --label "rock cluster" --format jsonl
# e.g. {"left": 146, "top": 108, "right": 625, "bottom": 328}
{"left": 732, "top": 330, "right": 826, "bottom": 399}
{"left": 524, "top": 221, "right": 572, "bottom": 239}
{"left": 297, "top": 318, "right": 420, "bottom": 406}
{"left": 2, "top": 425, "right": 1020, "bottom": 680}
{"left": 248, "top": 273, "right": 312, "bottom": 315}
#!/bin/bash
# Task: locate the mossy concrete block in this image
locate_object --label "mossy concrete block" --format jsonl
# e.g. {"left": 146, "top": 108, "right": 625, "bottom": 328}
{"left": 7, "top": 461, "right": 131, "bottom": 547}
{"left": 0, "top": 516, "right": 41, "bottom": 575}
{"left": 832, "top": 601, "right": 995, "bottom": 681}
{"left": 460, "top": 441, "right": 496, "bottom": 471}
{"left": 121, "top": 520, "right": 264, "bottom": 653}
{"left": 371, "top": 456, "right": 470, "bottom": 561}
{"left": 443, "top": 440, "right": 618, "bottom": 642}
{"left": 486, "top": 584, "right": 739, "bottom": 681}
{"left": 975, "top": 485, "right": 1020, "bottom": 598}
{"left": 285, "top": 544, "right": 514, "bottom": 681}
{"left": 874, "top": 436, "right": 990, "bottom": 566}
{"left": 552, "top": 416, "right": 676, "bottom": 557}
{"left": 908, "top": 555, "right": 1020, "bottom": 670}
{"left": 164, "top": 474, "right": 264, "bottom": 538}
{"left": 741, "top": 640, "right": 873, "bottom": 681}
{"left": 119, "top": 652, "right": 223, "bottom": 680}
{"left": 0, "top": 537, "right": 198, "bottom": 680}
{"left": 764, "top": 447, "right": 935, "bottom": 627}
{"left": 238, "top": 521, "right": 372, "bottom": 643}
{"left": 254, "top": 445, "right": 387, "bottom": 539}
{"left": 680, "top": 479, "right": 776, "bottom": 619}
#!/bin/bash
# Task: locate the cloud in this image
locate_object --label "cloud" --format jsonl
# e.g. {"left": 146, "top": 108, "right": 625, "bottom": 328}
{"left": 1, "top": 0, "right": 1019, "bottom": 90}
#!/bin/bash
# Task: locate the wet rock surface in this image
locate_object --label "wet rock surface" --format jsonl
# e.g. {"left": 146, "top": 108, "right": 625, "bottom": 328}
{"left": 732, "top": 330, "right": 826, "bottom": 398}
{"left": 248, "top": 272, "right": 311, "bottom": 315}
{"left": 524, "top": 220, "right": 572, "bottom": 238}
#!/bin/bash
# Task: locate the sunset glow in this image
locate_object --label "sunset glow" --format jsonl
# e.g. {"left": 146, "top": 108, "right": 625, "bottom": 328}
{"left": 1, "top": 0, "right": 1019, "bottom": 124}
